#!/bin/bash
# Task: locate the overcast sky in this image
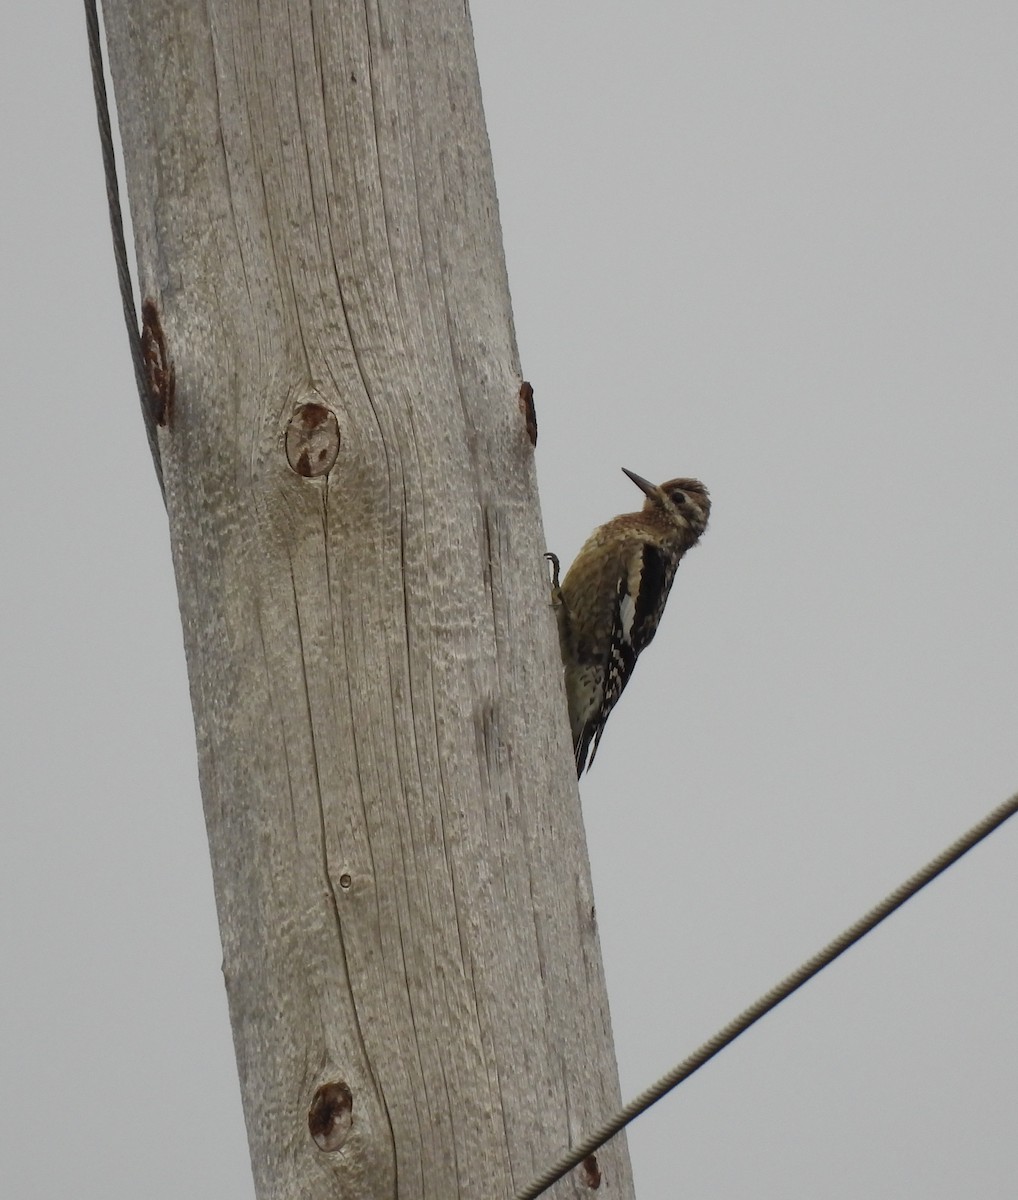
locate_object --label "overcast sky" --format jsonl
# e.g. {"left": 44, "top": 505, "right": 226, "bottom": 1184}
{"left": 3, "top": 3, "right": 1017, "bottom": 1197}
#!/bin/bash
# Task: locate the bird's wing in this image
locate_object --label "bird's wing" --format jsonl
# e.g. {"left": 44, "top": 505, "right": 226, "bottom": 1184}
{"left": 583, "top": 540, "right": 673, "bottom": 771}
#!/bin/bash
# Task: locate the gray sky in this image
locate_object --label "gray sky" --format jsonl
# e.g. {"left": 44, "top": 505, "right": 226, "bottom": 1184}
{"left": 3, "top": 3, "right": 1017, "bottom": 1196}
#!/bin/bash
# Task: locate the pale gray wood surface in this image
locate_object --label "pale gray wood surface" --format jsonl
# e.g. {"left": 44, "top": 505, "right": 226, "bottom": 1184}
{"left": 102, "top": 1, "right": 635, "bottom": 1195}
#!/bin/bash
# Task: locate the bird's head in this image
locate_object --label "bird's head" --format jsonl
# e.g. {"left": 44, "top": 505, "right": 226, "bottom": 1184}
{"left": 623, "top": 468, "right": 711, "bottom": 538}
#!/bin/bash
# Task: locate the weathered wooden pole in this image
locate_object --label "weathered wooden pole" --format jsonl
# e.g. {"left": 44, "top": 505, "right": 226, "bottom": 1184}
{"left": 101, "top": 2, "right": 635, "bottom": 1195}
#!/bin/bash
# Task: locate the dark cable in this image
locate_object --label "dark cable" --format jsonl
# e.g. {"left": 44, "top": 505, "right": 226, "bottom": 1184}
{"left": 83, "top": 0, "right": 164, "bottom": 493}
{"left": 516, "top": 790, "right": 1018, "bottom": 1200}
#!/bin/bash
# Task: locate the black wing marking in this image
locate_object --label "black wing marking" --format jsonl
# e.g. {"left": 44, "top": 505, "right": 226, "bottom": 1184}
{"left": 580, "top": 543, "right": 674, "bottom": 773}
{"left": 630, "top": 542, "right": 671, "bottom": 654}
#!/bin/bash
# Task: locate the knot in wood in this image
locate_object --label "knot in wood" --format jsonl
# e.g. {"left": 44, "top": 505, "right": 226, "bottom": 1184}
{"left": 286, "top": 402, "right": 340, "bottom": 477}
{"left": 308, "top": 1080, "right": 353, "bottom": 1152}
{"left": 578, "top": 1154, "right": 602, "bottom": 1189}
{"left": 519, "top": 380, "right": 538, "bottom": 447}
{"left": 140, "top": 298, "right": 175, "bottom": 428}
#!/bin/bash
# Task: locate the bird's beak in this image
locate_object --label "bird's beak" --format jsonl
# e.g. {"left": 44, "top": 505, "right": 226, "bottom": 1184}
{"left": 621, "top": 468, "right": 658, "bottom": 500}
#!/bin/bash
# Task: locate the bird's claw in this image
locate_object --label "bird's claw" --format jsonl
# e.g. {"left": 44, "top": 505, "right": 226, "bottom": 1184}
{"left": 544, "top": 551, "right": 562, "bottom": 591}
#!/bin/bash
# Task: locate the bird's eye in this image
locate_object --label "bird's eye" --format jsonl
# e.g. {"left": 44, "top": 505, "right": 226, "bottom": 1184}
{"left": 672, "top": 492, "right": 686, "bottom": 505}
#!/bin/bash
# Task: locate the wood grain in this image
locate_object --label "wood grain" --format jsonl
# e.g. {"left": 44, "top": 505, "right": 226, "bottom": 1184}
{"left": 102, "top": 2, "right": 634, "bottom": 1195}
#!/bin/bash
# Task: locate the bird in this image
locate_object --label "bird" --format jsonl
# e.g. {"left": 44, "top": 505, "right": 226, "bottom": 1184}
{"left": 548, "top": 468, "right": 710, "bottom": 776}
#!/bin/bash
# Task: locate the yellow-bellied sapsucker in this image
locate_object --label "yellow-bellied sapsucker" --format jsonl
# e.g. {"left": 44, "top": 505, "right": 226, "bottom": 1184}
{"left": 548, "top": 468, "right": 710, "bottom": 776}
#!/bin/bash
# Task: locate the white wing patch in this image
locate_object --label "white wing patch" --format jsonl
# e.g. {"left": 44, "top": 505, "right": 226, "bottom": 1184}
{"left": 618, "top": 588, "right": 636, "bottom": 646}
{"left": 618, "top": 549, "right": 648, "bottom": 648}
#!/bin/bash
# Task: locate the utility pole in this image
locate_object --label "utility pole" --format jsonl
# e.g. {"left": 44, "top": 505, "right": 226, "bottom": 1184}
{"left": 99, "top": 2, "right": 636, "bottom": 1195}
